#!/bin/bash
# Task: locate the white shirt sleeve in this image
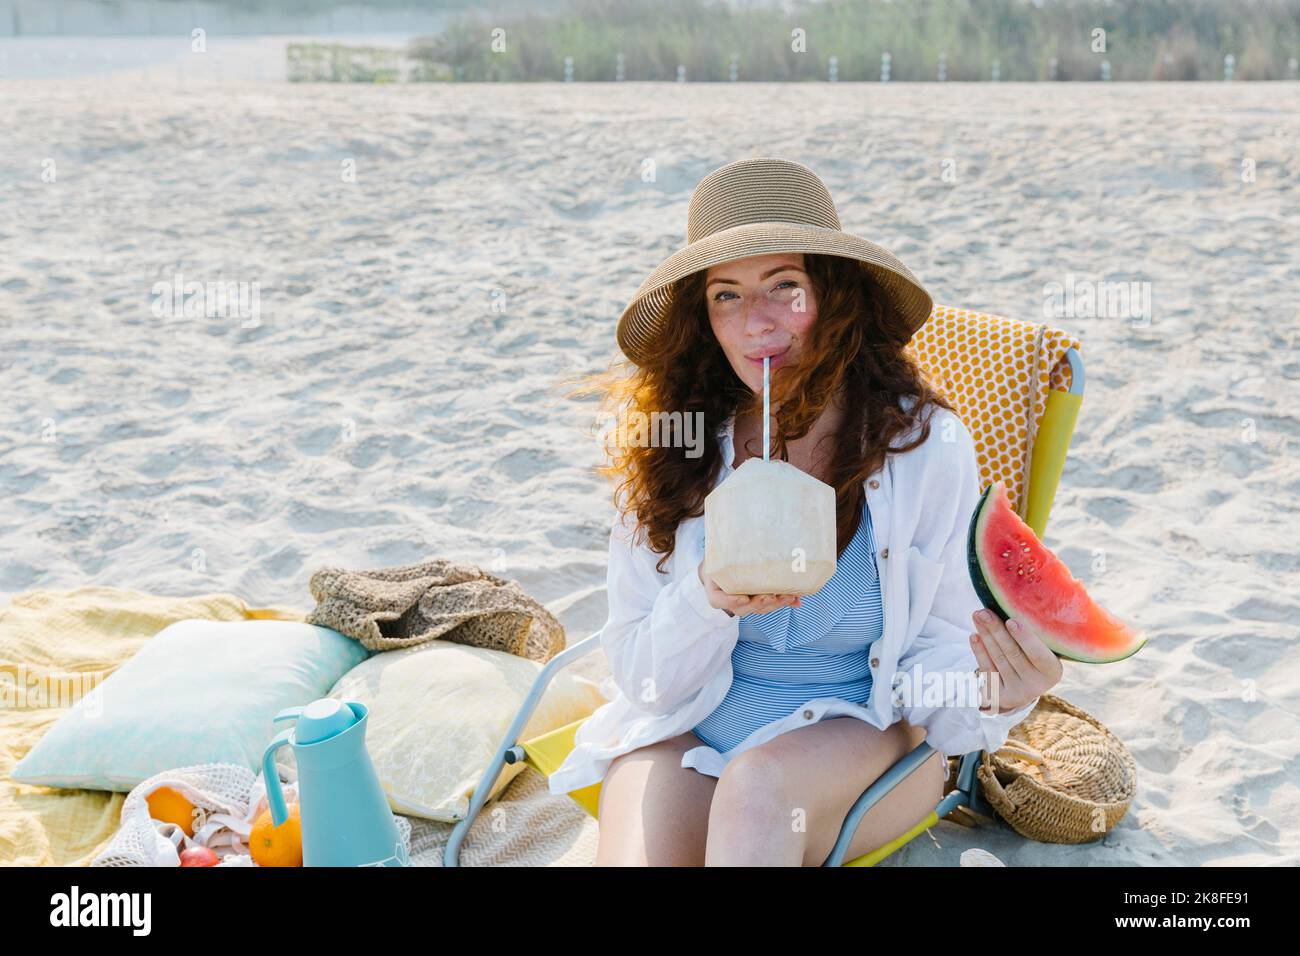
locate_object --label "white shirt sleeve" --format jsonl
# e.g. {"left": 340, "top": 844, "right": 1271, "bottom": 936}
{"left": 599, "top": 507, "right": 740, "bottom": 717}
{"left": 891, "top": 412, "right": 1040, "bottom": 767}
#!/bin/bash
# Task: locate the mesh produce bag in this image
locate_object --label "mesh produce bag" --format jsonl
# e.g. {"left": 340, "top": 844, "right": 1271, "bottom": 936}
{"left": 91, "top": 762, "right": 411, "bottom": 866}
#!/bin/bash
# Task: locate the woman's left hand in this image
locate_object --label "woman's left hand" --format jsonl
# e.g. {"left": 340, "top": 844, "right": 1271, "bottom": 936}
{"left": 969, "top": 609, "right": 1063, "bottom": 714}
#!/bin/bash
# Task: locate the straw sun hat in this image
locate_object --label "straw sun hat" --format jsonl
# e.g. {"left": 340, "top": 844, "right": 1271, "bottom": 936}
{"left": 616, "top": 156, "right": 935, "bottom": 365}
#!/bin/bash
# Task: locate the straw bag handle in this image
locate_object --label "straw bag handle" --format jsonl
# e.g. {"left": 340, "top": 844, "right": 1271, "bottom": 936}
{"left": 994, "top": 741, "right": 1046, "bottom": 765}
{"left": 992, "top": 740, "right": 1057, "bottom": 786}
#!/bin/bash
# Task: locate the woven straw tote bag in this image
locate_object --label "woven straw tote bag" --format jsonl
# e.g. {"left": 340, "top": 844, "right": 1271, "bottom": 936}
{"left": 974, "top": 693, "right": 1137, "bottom": 844}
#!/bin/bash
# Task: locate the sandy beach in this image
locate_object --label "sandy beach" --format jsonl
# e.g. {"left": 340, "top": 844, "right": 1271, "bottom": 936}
{"left": 1, "top": 73, "right": 1297, "bottom": 865}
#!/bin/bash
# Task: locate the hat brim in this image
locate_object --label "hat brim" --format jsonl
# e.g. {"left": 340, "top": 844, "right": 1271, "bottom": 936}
{"left": 616, "top": 220, "right": 934, "bottom": 365}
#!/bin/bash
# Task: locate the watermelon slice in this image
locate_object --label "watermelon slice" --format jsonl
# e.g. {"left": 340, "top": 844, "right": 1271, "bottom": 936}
{"left": 966, "top": 480, "right": 1145, "bottom": 664}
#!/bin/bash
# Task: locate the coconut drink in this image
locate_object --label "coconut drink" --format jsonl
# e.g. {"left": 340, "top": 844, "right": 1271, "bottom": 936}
{"left": 702, "top": 356, "right": 837, "bottom": 596}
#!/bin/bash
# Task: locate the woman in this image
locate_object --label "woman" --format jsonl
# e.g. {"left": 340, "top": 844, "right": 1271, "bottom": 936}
{"left": 551, "top": 158, "right": 1063, "bottom": 866}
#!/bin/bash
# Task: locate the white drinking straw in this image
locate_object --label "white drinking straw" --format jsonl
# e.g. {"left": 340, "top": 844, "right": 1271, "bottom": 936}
{"left": 763, "top": 355, "right": 770, "bottom": 462}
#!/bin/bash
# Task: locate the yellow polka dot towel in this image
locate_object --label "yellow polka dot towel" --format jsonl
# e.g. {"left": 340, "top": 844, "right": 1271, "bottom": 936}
{"left": 906, "top": 305, "right": 1082, "bottom": 518}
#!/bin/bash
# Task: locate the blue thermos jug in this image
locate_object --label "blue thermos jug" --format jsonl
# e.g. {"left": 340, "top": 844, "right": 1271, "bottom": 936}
{"left": 261, "top": 698, "right": 407, "bottom": 867}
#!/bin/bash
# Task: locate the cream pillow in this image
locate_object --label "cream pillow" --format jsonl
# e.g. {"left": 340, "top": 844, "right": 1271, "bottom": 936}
{"left": 327, "top": 640, "right": 606, "bottom": 822}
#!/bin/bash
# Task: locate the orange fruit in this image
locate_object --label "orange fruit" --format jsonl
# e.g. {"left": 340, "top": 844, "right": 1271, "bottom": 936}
{"left": 249, "top": 803, "right": 302, "bottom": 867}
{"left": 146, "top": 786, "right": 198, "bottom": 837}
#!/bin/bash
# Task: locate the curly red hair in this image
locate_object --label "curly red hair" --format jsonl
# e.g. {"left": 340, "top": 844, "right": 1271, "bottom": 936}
{"left": 559, "top": 253, "right": 952, "bottom": 574}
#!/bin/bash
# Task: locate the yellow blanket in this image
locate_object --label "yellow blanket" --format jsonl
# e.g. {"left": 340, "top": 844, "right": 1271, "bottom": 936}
{"left": 0, "top": 587, "right": 304, "bottom": 866}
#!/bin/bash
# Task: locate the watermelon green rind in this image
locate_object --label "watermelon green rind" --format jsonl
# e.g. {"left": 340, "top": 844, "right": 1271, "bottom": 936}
{"left": 966, "top": 483, "right": 1009, "bottom": 621}
{"left": 965, "top": 480, "right": 1147, "bottom": 665}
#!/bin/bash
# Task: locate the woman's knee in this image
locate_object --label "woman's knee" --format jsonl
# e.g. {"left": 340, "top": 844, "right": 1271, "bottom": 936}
{"left": 596, "top": 733, "right": 716, "bottom": 865}
{"left": 601, "top": 738, "right": 679, "bottom": 814}
{"left": 706, "top": 721, "right": 941, "bottom": 863}
{"left": 709, "top": 747, "right": 804, "bottom": 840}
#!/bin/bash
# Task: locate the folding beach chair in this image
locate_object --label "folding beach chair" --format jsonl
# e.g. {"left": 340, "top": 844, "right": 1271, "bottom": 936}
{"left": 446, "top": 306, "right": 1084, "bottom": 867}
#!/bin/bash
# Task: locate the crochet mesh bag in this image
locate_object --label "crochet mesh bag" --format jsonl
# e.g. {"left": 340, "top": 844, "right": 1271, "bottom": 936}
{"left": 92, "top": 762, "right": 411, "bottom": 867}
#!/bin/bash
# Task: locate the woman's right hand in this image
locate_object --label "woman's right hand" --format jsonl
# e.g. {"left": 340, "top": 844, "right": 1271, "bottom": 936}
{"left": 698, "top": 559, "right": 802, "bottom": 618}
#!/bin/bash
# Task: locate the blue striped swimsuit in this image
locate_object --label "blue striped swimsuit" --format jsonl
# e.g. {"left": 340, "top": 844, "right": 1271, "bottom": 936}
{"left": 692, "top": 503, "right": 884, "bottom": 753}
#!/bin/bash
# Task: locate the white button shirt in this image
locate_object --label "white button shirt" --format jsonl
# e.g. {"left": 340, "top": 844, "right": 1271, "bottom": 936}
{"left": 546, "top": 399, "right": 1040, "bottom": 798}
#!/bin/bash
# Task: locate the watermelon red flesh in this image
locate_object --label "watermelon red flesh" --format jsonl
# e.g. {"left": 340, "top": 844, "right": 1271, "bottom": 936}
{"left": 966, "top": 480, "right": 1146, "bottom": 664}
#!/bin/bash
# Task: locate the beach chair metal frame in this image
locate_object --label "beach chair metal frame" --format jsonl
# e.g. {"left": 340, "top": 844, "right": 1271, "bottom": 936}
{"left": 445, "top": 336, "right": 1083, "bottom": 867}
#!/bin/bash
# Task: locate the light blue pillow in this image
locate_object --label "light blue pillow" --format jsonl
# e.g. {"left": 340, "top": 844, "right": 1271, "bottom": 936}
{"left": 11, "top": 618, "right": 370, "bottom": 792}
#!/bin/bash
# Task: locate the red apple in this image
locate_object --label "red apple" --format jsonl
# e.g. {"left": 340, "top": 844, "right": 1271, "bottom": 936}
{"left": 179, "top": 846, "right": 220, "bottom": 867}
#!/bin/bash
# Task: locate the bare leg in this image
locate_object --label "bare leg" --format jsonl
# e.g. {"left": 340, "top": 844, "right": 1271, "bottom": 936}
{"left": 595, "top": 730, "right": 718, "bottom": 866}
{"left": 704, "top": 717, "right": 945, "bottom": 866}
